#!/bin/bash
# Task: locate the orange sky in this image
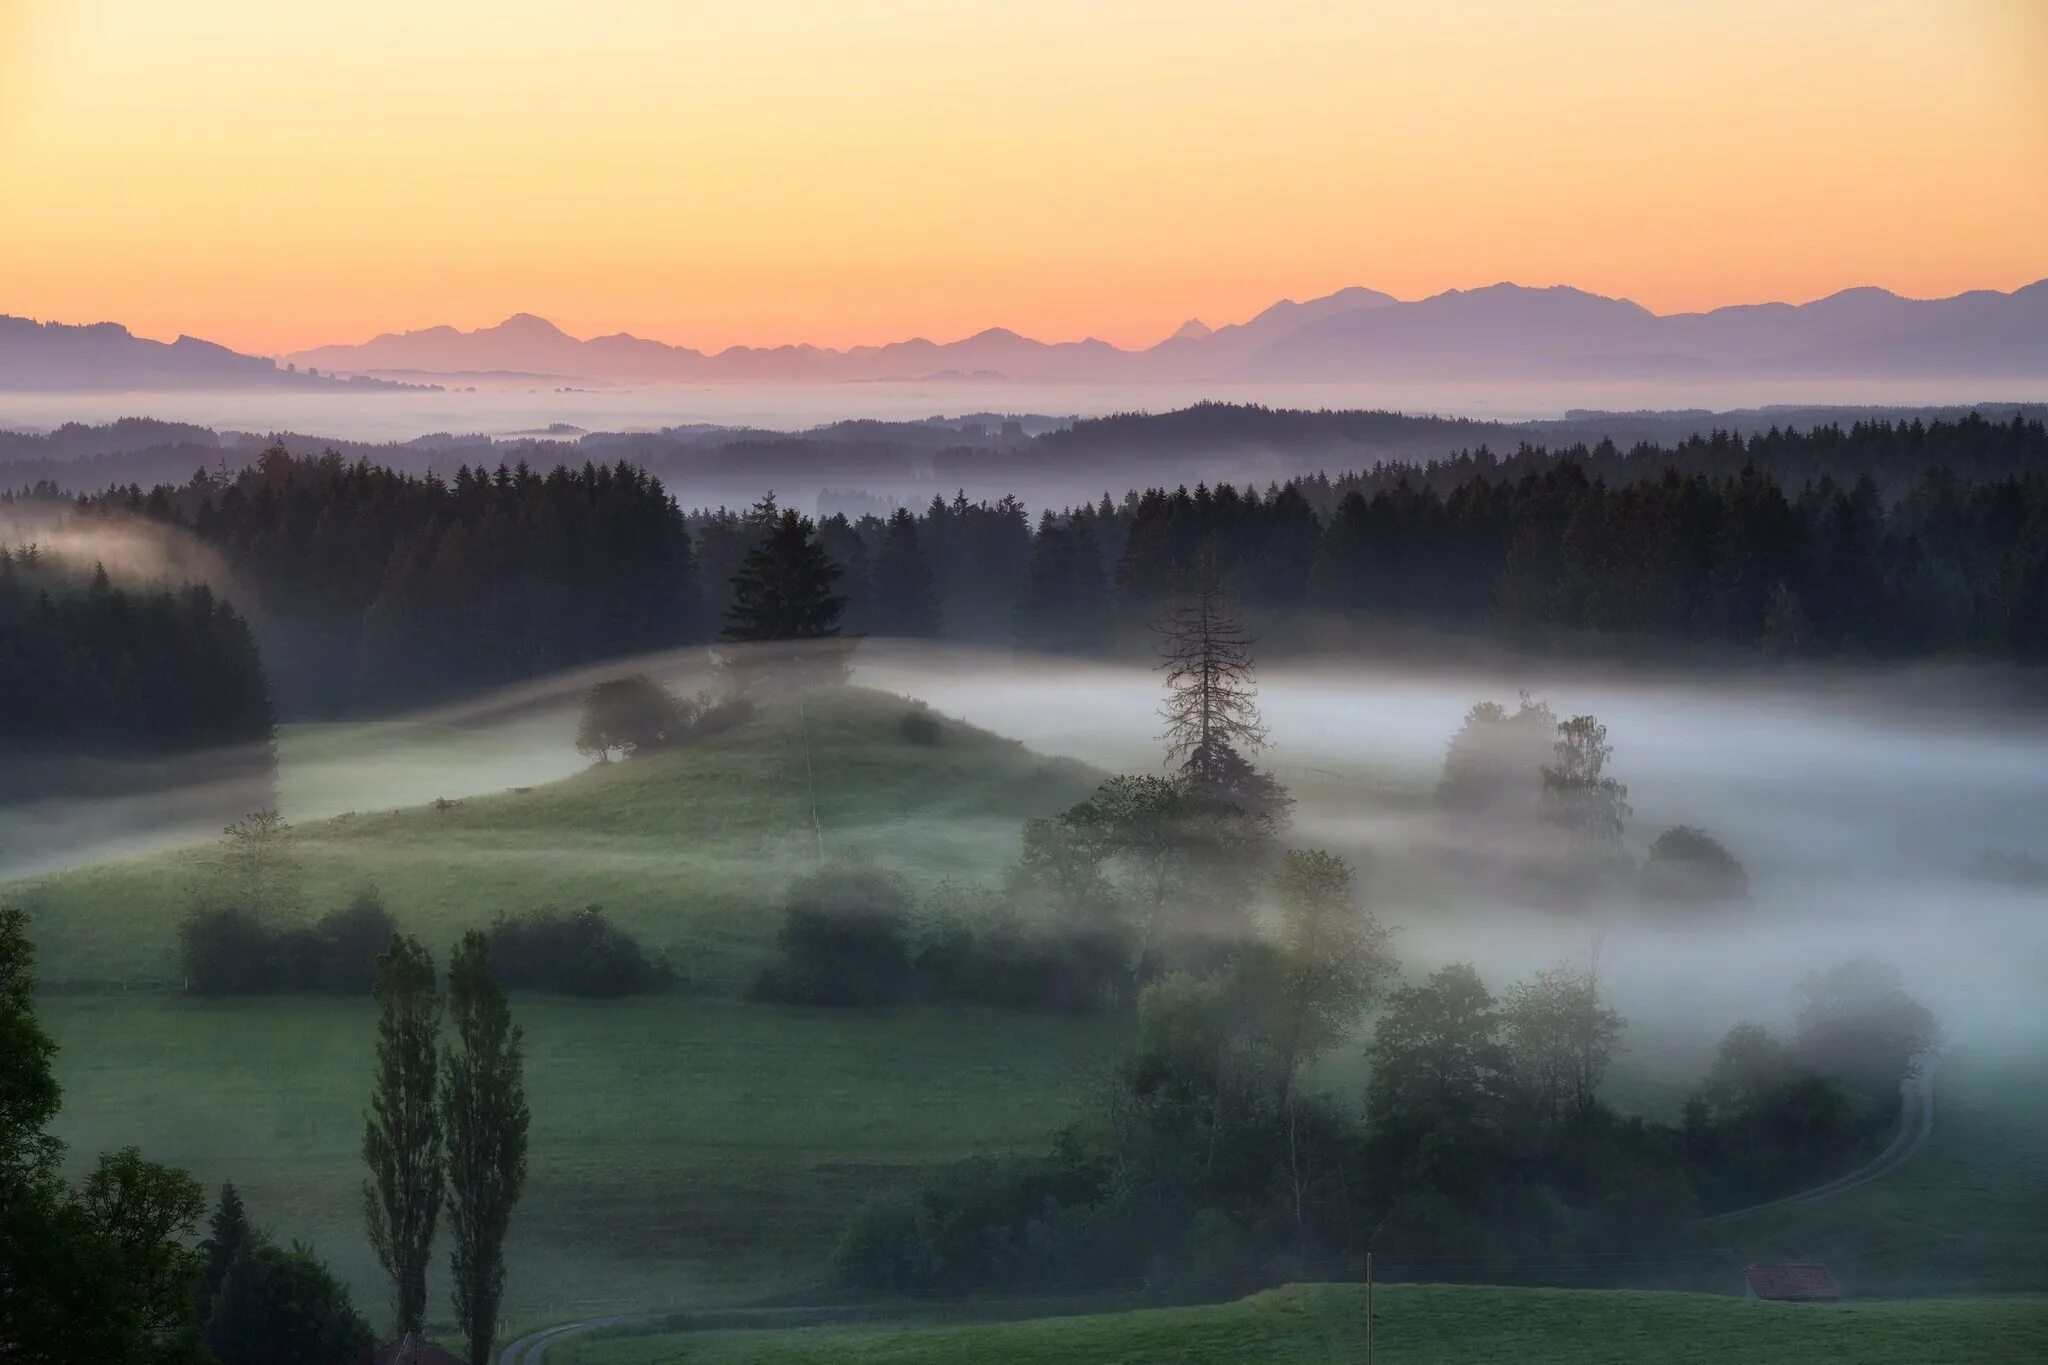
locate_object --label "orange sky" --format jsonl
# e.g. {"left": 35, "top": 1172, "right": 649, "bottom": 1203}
{"left": 1, "top": 0, "right": 2044, "bottom": 355}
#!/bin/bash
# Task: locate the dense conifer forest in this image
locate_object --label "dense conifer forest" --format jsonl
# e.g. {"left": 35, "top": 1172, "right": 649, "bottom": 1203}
{"left": 0, "top": 550, "right": 272, "bottom": 763}
{"left": 16, "top": 410, "right": 2048, "bottom": 737}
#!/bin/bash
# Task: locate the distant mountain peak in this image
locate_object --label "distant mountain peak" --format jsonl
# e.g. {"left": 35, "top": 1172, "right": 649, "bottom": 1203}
{"left": 492, "top": 313, "right": 572, "bottom": 337}
{"left": 1170, "top": 318, "right": 1213, "bottom": 340}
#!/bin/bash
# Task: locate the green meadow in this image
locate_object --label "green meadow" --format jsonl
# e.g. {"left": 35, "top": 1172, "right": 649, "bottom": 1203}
{"left": 18, "top": 684, "right": 2047, "bottom": 1354}
{"left": 554, "top": 1283, "right": 2048, "bottom": 1364}
{"left": 16, "top": 688, "right": 1097, "bottom": 990}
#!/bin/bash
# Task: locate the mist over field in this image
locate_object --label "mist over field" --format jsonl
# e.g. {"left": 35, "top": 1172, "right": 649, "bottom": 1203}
{"left": 17, "top": 638, "right": 2044, "bottom": 1057}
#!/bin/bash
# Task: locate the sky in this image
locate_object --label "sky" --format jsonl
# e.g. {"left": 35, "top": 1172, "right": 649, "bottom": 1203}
{"left": 1, "top": 0, "right": 2044, "bottom": 355}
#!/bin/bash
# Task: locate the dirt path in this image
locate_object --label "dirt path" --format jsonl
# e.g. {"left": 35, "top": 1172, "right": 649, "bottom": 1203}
{"left": 1697, "top": 1050, "right": 1939, "bottom": 1225}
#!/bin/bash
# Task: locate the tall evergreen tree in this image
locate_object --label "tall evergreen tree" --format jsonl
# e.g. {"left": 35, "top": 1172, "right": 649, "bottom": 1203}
{"left": 868, "top": 508, "right": 942, "bottom": 637}
{"left": 361, "top": 935, "right": 442, "bottom": 1338}
{"left": 442, "top": 931, "right": 529, "bottom": 1365}
{"left": 196, "top": 1182, "right": 251, "bottom": 1321}
{"left": 719, "top": 504, "right": 847, "bottom": 642}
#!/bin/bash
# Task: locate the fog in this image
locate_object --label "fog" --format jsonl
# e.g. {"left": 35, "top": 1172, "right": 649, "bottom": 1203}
{"left": 13, "top": 639, "right": 2044, "bottom": 1072}
{"left": 8, "top": 373, "right": 2048, "bottom": 443}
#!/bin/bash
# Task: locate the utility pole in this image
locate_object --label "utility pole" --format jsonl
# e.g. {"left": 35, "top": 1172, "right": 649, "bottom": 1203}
{"left": 1364, "top": 1208, "right": 1395, "bottom": 1365}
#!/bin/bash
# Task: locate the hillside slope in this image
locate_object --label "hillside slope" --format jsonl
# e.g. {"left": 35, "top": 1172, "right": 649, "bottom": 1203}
{"left": 10, "top": 687, "right": 1099, "bottom": 988}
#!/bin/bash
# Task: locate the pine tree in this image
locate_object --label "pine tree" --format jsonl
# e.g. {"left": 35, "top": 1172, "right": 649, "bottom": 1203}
{"left": 869, "top": 508, "right": 942, "bottom": 637}
{"left": 719, "top": 505, "right": 847, "bottom": 642}
{"left": 197, "top": 1183, "right": 251, "bottom": 1320}
{"left": 362, "top": 935, "right": 441, "bottom": 1337}
{"left": 442, "top": 931, "right": 529, "bottom": 1365}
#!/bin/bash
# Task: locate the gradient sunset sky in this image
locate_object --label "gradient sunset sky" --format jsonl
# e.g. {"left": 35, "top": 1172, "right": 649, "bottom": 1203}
{"left": 2, "top": 0, "right": 2044, "bottom": 355}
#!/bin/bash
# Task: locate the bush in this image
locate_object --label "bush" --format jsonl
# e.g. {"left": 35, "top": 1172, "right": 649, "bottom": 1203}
{"left": 179, "top": 888, "right": 396, "bottom": 994}
{"left": 911, "top": 881, "right": 1124, "bottom": 1013}
{"left": 487, "top": 905, "right": 666, "bottom": 996}
{"left": 179, "top": 906, "right": 278, "bottom": 994}
{"left": 1641, "top": 826, "right": 1749, "bottom": 904}
{"left": 575, "top": 676, "right": 692, "bottom": 761}
{"left": 753, "top": 865, "right": 913, "bottom": 1006}
{"left": 896, "top": 703, "right": 944, "bottom": 746}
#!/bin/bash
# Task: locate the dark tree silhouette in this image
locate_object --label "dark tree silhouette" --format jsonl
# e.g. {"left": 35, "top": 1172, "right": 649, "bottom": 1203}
{"left": 1156, "top": 576, "right": 1287, "bottom": 825}
{"left": 196, "top": 1183, "right": 251, "bottom": 1321}
{"left": 720, "top": 502, "right": 847, "bottom": 642}
{"left": 202, "top": 1236, "right": 369, "bottom": 1365}
{"left": 574, "top": 676, "right": 687, "bottom": 762}
{"left": 442, "top": 932, "right": 529, "bottom": 1365}
{"left": 868, "top": 508, "right": 943, "bottom": 638}
{"left": 362, "top": 935, "right": 441, "bottom": 1338}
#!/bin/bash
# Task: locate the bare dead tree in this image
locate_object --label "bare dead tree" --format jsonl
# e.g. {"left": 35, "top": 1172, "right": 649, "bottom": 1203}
{"left": 1156, "top": 573, "right": 1269, "bottom": 794}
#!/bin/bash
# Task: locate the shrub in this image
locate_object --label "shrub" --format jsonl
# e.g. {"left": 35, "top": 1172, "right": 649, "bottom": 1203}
{"left": 575, "top": 676, "right": 692, "bottom": 762}
{"left": 753, "top": 865, "right": 913, "bottom": 1006}
{"left": 896, "top": 703, "right": 944, "bottom": 746}
{"left": 307, "top": 888, "right": 398, "bottom": 990}
{"left": 179, "top": 888, "right": 398, "bottom": 994}
{"left": 179, "top": 906, "right": 278, "bottom": 994}
{"left": 910, "top": 881, "right": 1123, "bottom": 1013}
{"left": 1641, "top": 825, "right": 1749, "bottom": 904}
{"left": 487, "top": 905, "right": 666, "bottom": 996}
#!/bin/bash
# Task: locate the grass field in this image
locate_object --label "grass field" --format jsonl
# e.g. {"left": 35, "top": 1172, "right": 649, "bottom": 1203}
{"left": 20, "top": 681, "right": 2048, "bottom": 1355}
{"left": 43, "top": 992, "right": 1120, "bottom": 1336}
{"left": 13, "top": 688, "right": 1098, "bottom": 989}
{"left": 554, "top": 1283, "right": 2048, "bottom": 1364}
{"left": 1704, "top": 1046, "right": 2048, "bottom": 1296}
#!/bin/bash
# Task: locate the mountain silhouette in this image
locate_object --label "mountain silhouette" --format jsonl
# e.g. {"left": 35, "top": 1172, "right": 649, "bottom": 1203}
{"left": 0, "top": 315, "right": 410, "bottom": 392}
{"left": 282, "top": 279, "right": 2047, "bottom": 386}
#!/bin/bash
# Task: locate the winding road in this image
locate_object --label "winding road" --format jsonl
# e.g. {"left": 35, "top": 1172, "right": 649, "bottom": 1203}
{"left": 1698, "top": 1050, "right": 1940, "bottom": 1224}
{"left": 501, "top": 1055, "right": 1942, "bottom": 1363}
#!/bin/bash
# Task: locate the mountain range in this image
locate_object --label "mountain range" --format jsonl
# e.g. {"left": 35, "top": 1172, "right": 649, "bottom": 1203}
{"left": 0, "top": 315, "right": 409, "bottom": 393}
{"left": 5, "top": 279, "right": 2044, "bottom": 392}
{"left": 283, "top": 280, "right": 2048, "bottom": 385}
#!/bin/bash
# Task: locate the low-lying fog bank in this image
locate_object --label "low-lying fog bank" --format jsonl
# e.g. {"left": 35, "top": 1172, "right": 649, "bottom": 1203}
{"left": 12, "top": 639, "right": 2044, "bottom": 1064}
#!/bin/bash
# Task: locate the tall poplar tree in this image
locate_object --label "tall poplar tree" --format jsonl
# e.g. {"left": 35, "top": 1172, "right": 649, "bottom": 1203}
{"left": 362, "top": 935, "right": 442, "bottom": 1337}
{"left": 441, "top": 932, "right": 529, "bottom": 1365}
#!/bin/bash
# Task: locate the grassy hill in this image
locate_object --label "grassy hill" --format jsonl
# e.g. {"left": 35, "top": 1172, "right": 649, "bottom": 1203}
{"left": 13, "top": 687, "right": 1099, "bottom": 988}
{"left": 555, "top": 1283, "right": 2048, "bottom": 1364}
{"left": 27, "top": 687, "right": 1120, "bottom": 1334}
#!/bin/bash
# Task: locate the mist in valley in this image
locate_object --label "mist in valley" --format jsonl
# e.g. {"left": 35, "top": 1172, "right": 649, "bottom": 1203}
{"left": 18, "top": 635, "right": 2044, "bottom": 1068}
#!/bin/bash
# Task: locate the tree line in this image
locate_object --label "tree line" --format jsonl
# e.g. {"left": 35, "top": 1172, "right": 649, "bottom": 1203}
{"left": 71, "top": 446, "right": 699, "bottom": 713}
{"left": 34, "top": 411, "right": 2047, "bottom": 743}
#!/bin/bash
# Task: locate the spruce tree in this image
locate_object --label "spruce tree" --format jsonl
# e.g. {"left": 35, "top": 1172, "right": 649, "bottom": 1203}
{"left": 197, "top": 1182, "right": 251, "bottom": 1320}
{"left": 361, "top": 935, "right": 442, "bottom": 1337}
{"left": 442, "top": 932, "right": 529, "bottom": 1365}
{"left": 720, "top": 505, "right": 847, "bottom": 642}
{"left": 869, "top": 508, "right": 942, "bottom": 637}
